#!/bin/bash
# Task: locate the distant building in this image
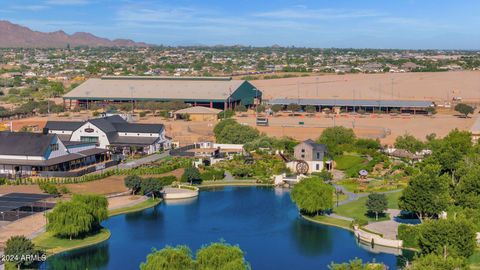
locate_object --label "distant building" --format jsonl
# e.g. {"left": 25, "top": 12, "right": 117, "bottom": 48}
{"left": 63, "top": 76, "right": 262, "bottom": 110}
{"left": 0, "top": 132, "right": 110, "bottom": 178}
{"left": 45, "top": 115, "right": 170, "bottom": 156}
{"left": 288, "top": 139, "right": 327, "bottom": 173}
{"left": 173, "top": 106, "right": 222, "bottom": 121}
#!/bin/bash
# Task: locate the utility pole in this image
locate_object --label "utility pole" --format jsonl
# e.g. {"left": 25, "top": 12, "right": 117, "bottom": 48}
{"left": 130, "top": 86, "right": 134, "bottom": 116}
{"left": 316, "top": 76, "right": 319, "bottom": 96}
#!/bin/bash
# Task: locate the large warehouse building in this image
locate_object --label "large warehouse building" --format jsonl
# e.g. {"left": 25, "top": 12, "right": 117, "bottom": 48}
{"left": 63, "top": 76, "right": 262, "bottom": 110}
{"left": 268, "top": 98, "right": 434, "bottom": 114}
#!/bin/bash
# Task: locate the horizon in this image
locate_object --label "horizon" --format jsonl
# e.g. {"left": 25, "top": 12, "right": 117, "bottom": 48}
{"left": 1, "top": 0, "right": 480, "bottom": 50}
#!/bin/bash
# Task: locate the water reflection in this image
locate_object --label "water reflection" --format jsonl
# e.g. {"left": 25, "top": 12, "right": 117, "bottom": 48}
{"left": 44, "top": 242, "right": 109, "bottom": 270}
{"left": 163, "top": 197, "right": 198, "bottom": 206}
{"left": 290, "top": 217, "right": 333, "bottom": 256}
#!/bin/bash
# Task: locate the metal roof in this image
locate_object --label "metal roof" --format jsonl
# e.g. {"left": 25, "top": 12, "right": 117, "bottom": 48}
{"left": 0, "top": 132, "right": 54, "bottom": 156}
{"left": 268, "top": 98, "right": 433, "bottom": 108}
{"left": 64, "top": 77, "right": 246, "bottom": 101}
{"left": 174, "top": 106, "right": 222, "bottom": 114}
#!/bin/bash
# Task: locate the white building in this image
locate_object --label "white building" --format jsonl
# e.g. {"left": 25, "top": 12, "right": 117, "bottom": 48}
{"left": 0, "top": 132, "right": 110, "bottom": 177}
{"left": 45, "top": 115, "right": 171, "bottom": 156}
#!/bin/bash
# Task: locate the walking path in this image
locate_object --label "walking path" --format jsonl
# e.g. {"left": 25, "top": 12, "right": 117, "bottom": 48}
{"left": 118, "top": 151, "right": 170, "bottom": 170}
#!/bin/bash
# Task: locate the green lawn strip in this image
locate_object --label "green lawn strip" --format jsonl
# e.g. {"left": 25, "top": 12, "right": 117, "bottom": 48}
{"left": 303, "top": 215, "right": 352, "bottom": 231}
{"left": 108, "top": 198, "right": 161, "bottom": 217}
{"left": 334, "top": 190, "right": 403, "bottom": 223}
{"left": 33, "top": 229, "right": 111, "bottom": 255}
{"left": 469, "top": 248, "right": 480, "bottom": 270}
{"left": 334, "top": 155, "right": 366, "bottom": 170}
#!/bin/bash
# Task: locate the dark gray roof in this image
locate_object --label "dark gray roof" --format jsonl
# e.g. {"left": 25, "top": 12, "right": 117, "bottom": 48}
{"left": 110, "top": 135, "right": 159, "bottom": 146}
{"left": 45, "top": 121, "right": 83, "bottom": 131}
{"left": 303, "top": 139, "right": 327, "bottom": 152}
{"left": 63, "top": 141, "right": 95, "bottom": 147}
{"left": 0, "top": 132, "right": 54, "bottom": 156}
{"left": 113, "top": 123, "right": 164, "bottom": 133}
{"left": 268, "top": 98, "right": 433, "bottom": 108}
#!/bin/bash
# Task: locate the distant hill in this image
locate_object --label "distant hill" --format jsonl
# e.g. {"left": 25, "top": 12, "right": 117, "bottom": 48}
{"left": 0, "top": 20, "right": 149, "bottom": 48}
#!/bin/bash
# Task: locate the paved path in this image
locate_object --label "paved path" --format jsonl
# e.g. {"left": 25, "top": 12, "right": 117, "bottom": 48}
{"left": 118, "top": 151, "right": 170, "bottom": 170}
{"left": 223, "top": 171, "right": 235, "bottom": 181}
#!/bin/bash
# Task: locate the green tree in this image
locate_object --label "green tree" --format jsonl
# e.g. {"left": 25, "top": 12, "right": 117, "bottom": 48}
{"left": 72, "top": 194, "right": 108, "bottom": 229}
{"left": 216, "top": 123, "right": 260, "bottom": 144}
{"left": 399, "top": 165, "right": 451, "bottom": 222}
{"left": 235, "top": 104, "right": 247, "bottom": 112}
{"left": 409, "top": 253, "right": 468, "bottom": 270}
{"left": 305, "top": 105, "right": 316, "bottom": 114}
{"left": 394, "top": 134, "right": 424, "bottom": 153}
{"left": 271, "top": 104, "right": 283, "bottom": 114}
{"left": 124, "top": 175, "right": 142, "bottom": 195}
{"left": 4, "top": 235, "right": 42, "bottom": 269}
{"left": 213, "top": 119, "right": 237, "bottom": 138}
{"left": 287, "top": 103, "right": 300, "bottom": 112}
{"left": 181, "top": 167, "right": 201, "bottom": 183}
{"left": 196, "top": 241, "right": 250, "bottom": 270}
{"left": 291, "top": 177, "right": 334, "bottom": 215}
{"left": 454, "top": 103, "right": 474, "bottom": 118}
{"left": 47, "top": 201, "right": 94, "bottom": 239}
{"left": 317, "top": 126, "right": 356, "bottom": 156}
{"left": 141, "top": 177, "right": 166, "bottom": 199}
{"left": 426, "top": 129, "right": 472, "bottom": 174}
{"left": 418, "top": 218, "right": 476, "bottom": 258}
{"left": 140, "top": 246, "right": 194, "bottom": 270}
{"left": 365, "top": 193, "right": 388, "bottom": 220}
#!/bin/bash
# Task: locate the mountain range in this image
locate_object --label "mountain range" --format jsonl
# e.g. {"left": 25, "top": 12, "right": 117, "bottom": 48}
{"left": 0, "top": 20, "right": 149, "bottom": 48}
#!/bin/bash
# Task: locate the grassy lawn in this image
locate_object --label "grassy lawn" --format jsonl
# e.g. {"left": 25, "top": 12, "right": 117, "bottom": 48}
{"left": 334, "top": 190, "right": 403, "bottom": 223}
{"left": 108, "top": 198, "right": 160, "bottom": 217}
{"left": 304, "top": 215, "right": 352, "bottom": 230}
{"left": 337, "top": 178, "right": 407, "bottom": 194}
{"left": 33, "top": 229, "right": 111, "bottom": 255}
{"left": 469, "top": 248, "right": 480, "bottom": 270}
{"left": 334, "top": 155, "right": 366, "bottom": 170}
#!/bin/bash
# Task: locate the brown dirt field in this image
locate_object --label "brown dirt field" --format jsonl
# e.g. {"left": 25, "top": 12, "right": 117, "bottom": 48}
{"left": 0, "top": 185, "right": 43, "bottom": 194}
{"left": 235, "top": 112, "right": 477, "bottom": 145}
{"left": 65, "top": 177, "right": 128, "bottom": 195}
{"left": 252, "top": 71, "right": 480, "bottom": 104}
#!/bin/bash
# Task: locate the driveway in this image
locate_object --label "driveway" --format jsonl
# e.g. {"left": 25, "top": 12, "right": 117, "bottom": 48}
{"left": 118, "top": 151, "right": 170, "bottom": 170}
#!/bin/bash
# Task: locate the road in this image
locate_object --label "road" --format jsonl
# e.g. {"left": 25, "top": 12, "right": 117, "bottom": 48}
{"left": 117, "top": 151, "right": 171, "bottom": 170}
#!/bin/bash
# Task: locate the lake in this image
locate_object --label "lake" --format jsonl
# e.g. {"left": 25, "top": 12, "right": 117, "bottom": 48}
{"left": 43, "top": 186, "right": 411, "bottom": 269}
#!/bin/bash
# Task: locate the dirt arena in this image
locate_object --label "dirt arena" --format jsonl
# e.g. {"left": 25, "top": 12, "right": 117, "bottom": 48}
{"left": 252, "top": 71, "right": 480, "bottom": 104}
{"left": 236, "top": 112, "right": 477, "bottom": 145}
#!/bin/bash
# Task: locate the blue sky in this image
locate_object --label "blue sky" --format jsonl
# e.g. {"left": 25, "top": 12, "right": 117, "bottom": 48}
{"left": 1, "top": 0, "right": 479, "bottom": 49}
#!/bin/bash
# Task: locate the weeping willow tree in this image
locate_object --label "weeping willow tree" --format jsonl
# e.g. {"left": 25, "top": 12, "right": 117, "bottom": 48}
{"left": 47, "top": 194, "right": 108, "bottom": 239}
{"left": 47, "top": 201, "right": 94, "bottom": 240}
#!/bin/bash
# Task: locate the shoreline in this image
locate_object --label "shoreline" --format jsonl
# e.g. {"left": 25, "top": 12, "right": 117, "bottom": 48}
{"left": 33, "top": 197, "right": 161, "bottom": 258}
{"left": 198, "top": 181, "right": 274, "bottom": 189}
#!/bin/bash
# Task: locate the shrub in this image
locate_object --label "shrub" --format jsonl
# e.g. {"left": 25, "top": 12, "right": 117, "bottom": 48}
{"left": 181, "top": 167, "right": 201, "bottom": 183}
{"left": 200, "top": 168, "right": 225, "bottom": 181}
{"left": 139, "top": 111, "right": 147, "bottom": 117}
{"left": 39, "top": 183, "right": 59, "bottom": 196}
{"left": 398, "top": 224, "right": 420, "bottom": 249}
{"left": 59, "top": 186, "right": 70, "bottom": 194}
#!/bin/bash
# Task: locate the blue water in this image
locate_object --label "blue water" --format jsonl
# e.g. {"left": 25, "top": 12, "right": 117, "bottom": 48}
{"left": 44, "top": 187, "right": 410, "bottom": 269}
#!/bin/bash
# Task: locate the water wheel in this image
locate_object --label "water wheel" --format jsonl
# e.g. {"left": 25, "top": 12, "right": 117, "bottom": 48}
{"left": 295, "top": 160, "right": 309, "bottom": 174}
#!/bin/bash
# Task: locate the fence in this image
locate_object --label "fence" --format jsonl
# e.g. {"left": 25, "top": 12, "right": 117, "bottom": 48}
{"left": 170, "top": 144, "right": 197, "bottom": 157}
{"left": 37, "top": 160, "right": 119, "bottom": 178}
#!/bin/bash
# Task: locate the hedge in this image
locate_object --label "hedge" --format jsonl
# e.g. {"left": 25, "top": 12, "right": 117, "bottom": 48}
{"left": 200, "top": 169, "right": 225, "bottom": 181}
{"left": 398, "top": 224, "right": 420, "bottom": 248}
{"left": 7, "top": 158, "right": 192, "bottom": 186}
